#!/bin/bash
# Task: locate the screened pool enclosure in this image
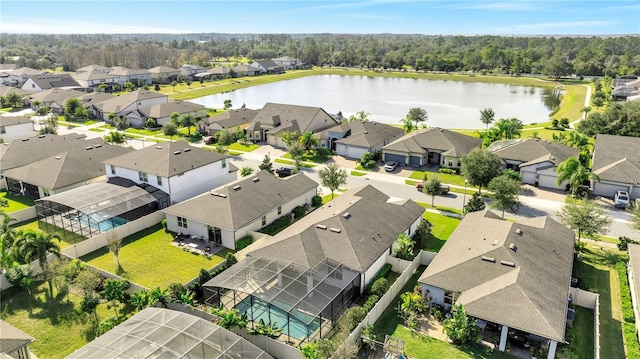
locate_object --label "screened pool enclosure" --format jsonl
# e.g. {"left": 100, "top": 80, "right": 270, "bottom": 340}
{"left": 203, "top": 256, "right": 360, "bottom": 344}
{"left": 35, "top": 182, "right": 167, "bottom": 241}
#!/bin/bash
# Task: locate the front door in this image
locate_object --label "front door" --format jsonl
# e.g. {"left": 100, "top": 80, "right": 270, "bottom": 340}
{"left": 208, "top": 225, "right": 221, "bottom": 245}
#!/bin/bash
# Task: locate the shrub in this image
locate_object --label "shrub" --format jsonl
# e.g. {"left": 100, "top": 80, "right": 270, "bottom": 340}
{"left": 311, "top": 195, "right": 322, "bottom": 207}
{"left": 259, "top": 215, "right": 292, "bottom": 235}
{"left": 293, "top": 205, "right": 307, "bottom": 219}
{"left": 363, "top": 294, "right": 380, "bottom": 312}
{"left": 371, "top": 278, "right": 389, "bottom": 297}
{"left": 616, "top": 261, "right": 635, "bottom": 323}
{"left": 438, "top": 167, "right": 458, "bottom": 175}
{"left": 360, "top": 152, "right": 373, "bottom": 165}
{"left": 364, "top": 160, "right": 376, "bottom": 169}
{"left": 372, "top": 150, "right": 382, "bottom": 161}
{"left": 623, "top": 323, "right": 640, "bottom": 359}
{"left": 236, "top": 236, "right": 253, "bottom": 251}
{"left": 225, "top": 253, "right": 238, "bottom": 268}
{"left": 145, "top": 118, "right": 156, "bottom": 128}
{"left": 341, "top": 306, "right": 365, "bottom": 332}
{"left": 365, "top": 264, "right": 392, "bottom": 293}
{"left": 161, "top": 219, "right": 167, "bottom": 231}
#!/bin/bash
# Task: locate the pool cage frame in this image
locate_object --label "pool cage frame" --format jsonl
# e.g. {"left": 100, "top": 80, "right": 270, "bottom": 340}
{"left": 35, "top": 182, "right": 165, "bottom": 241}
{"left": 203, "top": 256, "right": 360, "bottom": 344}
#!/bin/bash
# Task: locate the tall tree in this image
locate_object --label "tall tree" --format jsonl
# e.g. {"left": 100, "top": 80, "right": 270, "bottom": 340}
{"left": 558, "top": 199, "right": 612, "bottom": 241}
{"left": 223, "top": 99, "right": 232, "bottom": 111}
{"left": 479, "top": 108, "right": 495, "bottom": 133}
{"left": 318, "top": 163, "right": 348, "bottom": 199}
{"left": 179, "top": 114, "right": 197, "bottom": 136}
{"left": 423, "top": 176, "right": 441, "bottom": 207}
{"left": 354, "top": 110, "right": 371, "bottom": 122}
{"left": 556, "top": 157, "right": 599, "bottom": 196}
{"left": 258, "top": 154, "right": 274, "bottom": 173}
{"left": 5, "top": 92, "right": 23, "bottom": 108}
{"left": 162, "top": 122, "right": 178, "bottom": 141}
{"left": 64, "top": 98, "right": 82, "bottom": 121}
{"left": 282, "top": 130, "right": 300, "bottom": 148}
{"left": 15, "top": 230, "right": 61, "bottom": 271}
{"left": 463, "top": 192, "right": 486, "bottom": 215}
{"left": 106, "top": 231, "right": 123, "bottom": 270}
{"left": 0, "top": 211, "right": 18, "bottom": 269}
{"left": 461, "top": 148, "right": 503, "bottom": 194}
{"left": 406, "top": 107, "right": 428, "bottom": 129}
{"left": 399, "top": 117, "right": 414, "bottom": 134}
{"left": 299, "top": 130, "right": 319, "bottom": 151}
{"left": 443, "top": 304, "right": 481, "bottom": 345}
{"left": 100, "top": 278, "right": 130, "bottom": 317}
{"left": 488, "top": 174, "right": 521, "bottom": 218}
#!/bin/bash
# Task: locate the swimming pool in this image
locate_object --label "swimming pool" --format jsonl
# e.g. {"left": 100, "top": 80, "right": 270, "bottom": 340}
{"left": 76, "top": 214, "right": 127, "bottom": 232}
{"left": 236, "top": 297, "right": 320, "bottom": 340}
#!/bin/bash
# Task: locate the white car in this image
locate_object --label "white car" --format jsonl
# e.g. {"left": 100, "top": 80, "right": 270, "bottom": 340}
{"left": 384, "top": 161, "right": 399, "bottom": 172}
{"left": 614, "top": 191, "right": 630, "bottom": 209}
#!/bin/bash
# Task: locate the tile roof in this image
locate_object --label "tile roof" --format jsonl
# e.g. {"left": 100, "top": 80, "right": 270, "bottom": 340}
{"left": 0, "top": 116, "right": 32, "bottom": 127}
{"left": 487, "top": 138, "right": 579, "bottom": 166}
{"left": 163, "top": 171, "right": 317, "bottom": 230}
{"left": 248, "top": 184, "right": 424, "bottom": 272}
{"left": 103, "top": 140, "right": 229, "bottom": 178}
{"left": 331, "top": 121, "right": 403, "bottom": 148}
{"left": 138, "top": 100, "right": 204, "bottom": 119}
{"left": 0, "top": 133, "right": 89, "bottom": 171}
{"left": 0, "top": 320, "right": 34, "bottom": 354}
{"left": 27, "top": 73, "right": 81, "bottom": 90}
{"left": 418, "top": 210, "right": 574, "bottom": 342}
{"left": 383, "top": 127, "right": 481, "bottom": 157}
{"left": 592, "top": 134, "right": 640, "bottom": 184}
{"left": 3, "top": 141, "right": 132, "bottom": 190}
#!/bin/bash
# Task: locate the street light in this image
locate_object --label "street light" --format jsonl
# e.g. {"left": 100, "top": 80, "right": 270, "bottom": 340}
{"left": 463, "top": 179, "right": 468, "bottom": 207}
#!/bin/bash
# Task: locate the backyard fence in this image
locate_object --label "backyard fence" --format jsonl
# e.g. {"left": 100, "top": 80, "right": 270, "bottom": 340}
{"left": 568, "top": 287, "right": 600, "bottom": 359}
{"left": 10, "top": 207, "right": 37, "bottom": 223}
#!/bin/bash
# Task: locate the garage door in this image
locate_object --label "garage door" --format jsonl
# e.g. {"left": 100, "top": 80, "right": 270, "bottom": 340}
{"left": 384, "top": 153, "right": 406, "bottom": 165}
{"left": 346, "top": 147, "right": 368, "bottom": 160}
{"left": 521, "top": 170, "right": 537, "bottom": 185}
{"left": 538, "top": 174, "right": 564, "bottom": 190}
{"left": 409, "top": 156, "right": 421, "bottom": 166}
{"left": 594, "top": 182, "right": 628, "bottom": 199}
{"left": 336, "top": 144, "right": 348, "bottom": 157}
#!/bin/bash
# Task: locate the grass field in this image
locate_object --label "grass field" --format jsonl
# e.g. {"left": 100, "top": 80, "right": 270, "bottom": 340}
{"left": 81, "top": 224, "right": 227, "bottom": 288}
{"left": 11, "top": 220, "right": 86, "bottom": 249}
{"left": 228, "top": 142, "right": 260, "bottom": 152}
{"left": 409, "top": 170, "right": 476, "bottom": 188}
{"left": 1, "top": 192, "right": 34, "bottom": 212}
{"left": 415, "top": 208, "right": 461, "bottom": 252}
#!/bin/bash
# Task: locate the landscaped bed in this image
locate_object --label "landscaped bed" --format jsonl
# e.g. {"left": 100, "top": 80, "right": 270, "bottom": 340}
{"left": 82, "top": 224, "right": 227, "bottom": 288}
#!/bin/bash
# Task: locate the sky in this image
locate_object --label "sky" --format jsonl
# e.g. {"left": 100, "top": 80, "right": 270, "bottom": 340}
{"left": 1, "top": 0, "right": 639, "bottom": 36}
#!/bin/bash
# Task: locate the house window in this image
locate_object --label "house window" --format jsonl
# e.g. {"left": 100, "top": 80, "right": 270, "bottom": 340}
{"left": 221, "top": 158, "right": 227, "bottom": 168}
{"left": 139, "top": 172, "right": 148, "bottom": 182}
{"left": 448, "top": 161, "right": 453, "bottom": 167}
{"left": 444, "top": 290, "right": 458, "bottom": 305}
{"left": 177, "top": 216, "right": 188, "bottom": 228}
{"left": 277, "top": 206, "right": 282, "bottom": 215}
{"left": 110, "top": 165, "right": 116, "bottom": 175}
{"left": 157, "top": 176, "right": 163, "bottom": 186}
{"left": 262, "top": 216, "right": 267, "bottom": 226}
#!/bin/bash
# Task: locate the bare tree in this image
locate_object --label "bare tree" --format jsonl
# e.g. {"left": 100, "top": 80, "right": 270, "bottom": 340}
{"left": 106, "top": 231, "right": 123, "bottom": 269}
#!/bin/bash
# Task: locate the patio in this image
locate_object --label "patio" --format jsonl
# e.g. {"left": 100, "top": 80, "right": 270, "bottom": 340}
{"left": 172, "top": 232, "right": 224, "bottom": 258}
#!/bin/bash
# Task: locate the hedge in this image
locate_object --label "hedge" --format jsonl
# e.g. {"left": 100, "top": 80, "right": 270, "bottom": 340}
{"left": 236, "top": 235, "right": 253, "bottom": 250}
{"left": 616, "top": 262, "right": 635, "bottom": 323}
{"left": 365, "top": 263, "right": 392, "bottom": 294}
{"left": 623, "top": 323, "right": 640, "bottom": 359}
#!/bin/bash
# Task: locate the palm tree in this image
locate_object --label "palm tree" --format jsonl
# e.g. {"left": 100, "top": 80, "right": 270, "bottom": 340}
{"left": 104, "top": 131, "right": 125, "bottom": 146}
{"left": 399, "top": 117, "right": 414, "bottom": 134}
{"left": 354, "top": 110, "right": 371, "bottom": 122}
{"left": 556, "top": 157, "right": 600, "bottom": 196}
{"left": 15, "top": 230, "right": 61, "bottom": 271}
{"left": 299, "top": 131, "right": 319, "bottom": 151}
{"left": 0, "top": 211, "right": 18, "bottom": 269}
{"left": 581, "top": 106, "right": 591, "bottom": 120}
{"left": 563, "top": 131, "right": 592, "bottom": 164}
{"left": 479, "top": 108, "right": 495, "bottom": 133}
{"left": 180, "top": 114, "right": 197, "bottom": 136}
{"left": 394, "top": 233, "right": 415, "bottom": 260}
{"left": 407, "top": 107, "right": 428, "bottom": 129}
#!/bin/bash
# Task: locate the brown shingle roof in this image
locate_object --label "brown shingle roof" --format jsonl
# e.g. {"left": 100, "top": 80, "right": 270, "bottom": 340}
{"left": 487, "top": 138, "right": 578, "bottom": 166}
{"left": 383, "top": 127, "right": 481, "bottom": 157}
{"left": 592, "top": 134, "right": 640, "bottom": 184}
{"left": 250, "top": 102, "right": 338, "bottom": 136}
{"left": 332, "top": 121, "right": 403, "bottom": 148}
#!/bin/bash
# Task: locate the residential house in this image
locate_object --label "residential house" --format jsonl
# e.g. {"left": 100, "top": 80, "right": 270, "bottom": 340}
{"left": 72, "top": 72, "right": 118, "bottom": 90}
{"left": 487, "top": 138, "right": 579, "bottom": 190}
{"left": 163, "top": 171, "right": 318, "bottom": 249}
{"left": 205, "top": 66, "right": 230, "bottom": 80}
{"left": 0, "top": 116, "right": 35, "bottom": 142}
{"left": 108, "top": 66, "right": 152, "bottom": 86}
{"left": 103, "top": 140, "right": 236, "bottom": 204}
{"left": 198, "top": 108, "right": 259, "bottom": 136}
{"left": 272, "top": 56, "right": 302, "bottom": 70}
{"left": 382, "top": 127, "right": 481, "bottom": 168}
{"left": 90, "top": 89, "right": 167, "bottom": 122}
{"left": 231, "top": 64, "right": 261, "bottom": 77}
{"left": 7, "top": 67, "right": 44, "bottom": 86}
{"left": 319, "top": 120, "right": 404, "bottom": 159}
{"left": 148, "top": 65, "right": 180, "bottom": 84}
{"left": 179, "top": 64, "right": 208, "bottom": 81}
{"left": 21, "top": 73, "right": 81, "bottom": 92}
{"left": 245, "top": 102, "right": 339, "bottom": 147}
{"left": 0, "top": 86, "right": 32, "bottom": 99}
{"left": 75, "top": 64, "right": 111, "bottom": 75}
{"left": 0, "top": 64, "right": 17, "bottom": 73}
{"left": 0, "top": 320, "right": 34, "bottom": 359}
{"left": 418, "top": 209, "right": 575, "bottom": 359}
{"left": 249, "top": 59, "right": 285, "bottom": 74}
{"left": 66, "top": 307, "right": 273, "bottom": 359}
{"left": 26, "top": 88, "right": 86, "bottom": 114}
{"left": 0, "top": 65, "right": 17, "bottom": 85}
{"left": 3, "top": 140, "right": 132, "bottom": 199}
{"left": 591, "top": 134, "right": 640, "bottom": 199}
{"left": 248, "top": 184, "right": 424, "bottom": 291}
{"left": 0, "top": 133, "right": 89, "bottom": 189}
{"left": 75, "top": 92, "right": 114, "bottom": 112}
{"left": 127, "top": 100, "right": 206, "bottom": 127}
{"left": 628, "top": 243, "right": 640, "bottom": 342}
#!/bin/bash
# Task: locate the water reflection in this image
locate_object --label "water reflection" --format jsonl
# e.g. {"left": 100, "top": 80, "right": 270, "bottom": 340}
{"left": 542, "top": 87, "right": 562, "bottom": 111}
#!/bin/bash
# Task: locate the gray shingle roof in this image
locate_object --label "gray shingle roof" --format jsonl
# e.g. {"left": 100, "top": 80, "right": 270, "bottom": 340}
{"left": 418, "top": 210, "right": 574, "bottom": 342}
{"left": 327, "top": 121, "right": 404, "bottom": 149}
{"left": 72, "top": 72, "right": 117, "bottom": 81}
{"left": 108, "top": 67, "right": 151, "bottom": 76}
{"left": 0, "top": 133, "right": 89, "bottom": 171}
{"left": 148, "top": 66, "right": 179, "bottom": 74}
{"left": 76, "top": 92, "right": 114, "bottom": 107}
{"left": 103, "top": 140, "right": 229, "bottom": 178}
{"left": 138, "top": 100, "right": 204, "bottom": 119}
{"left": 383, "top": 128, "right": 481, "bottom": 157}
{"left": 27, "top": 73, "right": 80, "bottom": 90}
{"left": 10, "top": 67, "right": 43, "bottom": 76}
{"left": 248, "top": 185, "right": 424, "bottom": 272}
{"left": 3, "top": 142, "right": 132, "bottom": 190}
{"left": 0, "top": 116, "right": 32, "bottom": 127}
{"left": 0, "top": 320, "right": 34, "bottom": 353}
{"left": 487, "top": 138, "right": 579, "bottom": 166}
{"left": 201, "top": 108, "right": 260, "bottom": 131}
{"left": 592, "top": 134, "right": 640, "bottom": 184}
{"left": 250, "top": 102, "right": 338, "bottom": 136}
{"left": 162, "top": 171, "right": 317, "bottom": 230}
{"left": 93, "top": 90, "right": 166, "bottom": 114}
{"left": 75, "top": 64, "right": 110, "bottom": 73}
{"left": 27, "top": 88, "right": 86, "bottom": 105}
{"left": 0, "top": 87, "right": 32, "bottom": 97}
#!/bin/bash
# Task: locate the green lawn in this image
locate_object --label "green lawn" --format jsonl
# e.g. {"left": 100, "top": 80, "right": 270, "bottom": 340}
{"left": 1, "top": 191, "right": 34, "bottom": 212}
{"left": 228, "top": 142, "right": 260, "bottom": 152}
{"left": 571, "top": 306, "right": 595, "bottom": 359}
{"left": 11, "top": 220, "right": 86, "bottom": 249}
{"left": 416, "top": 208, "right": 461, "bottom": 252}
{"left": 281, "top": 152, "right": 330, "bottom": 164}
{"left": 274, "top": 158, "right": 316, "bottom": 167}
{"left": 350, "top": 170, "right": 367, "bottom": 176}
{"left": 0, "top": 281, "right": 132, "bottom": 358}
{"left": 409, "top": 170, "right": 477, "bottom": 188}
{"left": 88, "top": 128, "right": 105, "bottom": 132}
{"left": 124, "top": 128, "right": 162, "bottom": 136}
{"left": 81, "top": 224, "right": 227, "bottom": 288}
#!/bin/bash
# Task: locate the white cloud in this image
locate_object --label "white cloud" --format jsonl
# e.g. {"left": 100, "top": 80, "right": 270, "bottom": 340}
{"left": 1, "top": 18, "right": 193, "bottom": 34}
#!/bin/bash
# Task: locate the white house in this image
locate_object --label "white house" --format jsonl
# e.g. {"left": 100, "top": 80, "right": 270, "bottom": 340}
{"left": 0, "top": 116, "right": 35, "bottom": 142}
{"left": 272, "top": 56, "right": 302, "bottom": 70}
{"left": 21, "top": 73, "right": 81, "bottom": 92}
{"left": 72, "top": 72, "right": 119, "bottom": 90}
{"left": 7, "top": 67, "right": 44, "bottom": 86}
{"left": 162, "top": 171, "right": 318, "bottom": 249}
{"left": 179, "top": 64, "right": 208, "bottom": 81}
{"left": 127, "top": 100, "right": 206, "bottom": 128}
{"left": 148, "top": 65, "right": 180, "bottom": 84}
{"left": 591, "top": 134, "right": 640, "bottom": 199}
{"left": 75, "top": 64, "right": 112, "bottom": 75}
{"left": 249, "top": 60, "right": 284, "bottom": 74}
{"left": 103, "top": 140, "right": 236, "bottom": 205}
{"left": 108, "top": 67, "right": 152, "bottom": 86}
{"left": 318, "top": 120, "right": 404, "bottom": 159}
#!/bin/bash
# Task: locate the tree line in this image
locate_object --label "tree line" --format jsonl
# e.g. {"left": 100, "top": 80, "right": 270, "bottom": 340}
{"left": 1, "top": 33, "right": 639, "bottom": 77}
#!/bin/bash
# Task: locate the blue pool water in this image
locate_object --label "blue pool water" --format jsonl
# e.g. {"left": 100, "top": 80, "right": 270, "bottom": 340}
{"left": 77, "top": 215, "right": 127, "bottom": 232}
{"left": 236, "top": 297, "right": 320, "bottom": 340}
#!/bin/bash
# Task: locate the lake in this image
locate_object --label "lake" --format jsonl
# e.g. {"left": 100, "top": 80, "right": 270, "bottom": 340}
{"left": 189, "top": 75, "right": 558, "bottom": 129}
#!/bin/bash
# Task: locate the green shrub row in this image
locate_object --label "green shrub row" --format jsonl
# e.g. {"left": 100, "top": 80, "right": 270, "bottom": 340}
{"left": 365, "top": 263, "right": 392, "bottom": 293}
{"left": 616, "top": 262, "right": 635, "bottom": 323}
{"left": 236, "top": 236, "right": 253, "bottom": 251}
{"left": 437, "top": 167, "right": 458, "bottom": 175}
{"left": 623, "top": 323, "right": 640, "bottom": 359}
{"left": 363, "top": 294, "right": 379, "bottom": 312}
{"left": 259, "top": 215, "right": 292, "bottom": 236}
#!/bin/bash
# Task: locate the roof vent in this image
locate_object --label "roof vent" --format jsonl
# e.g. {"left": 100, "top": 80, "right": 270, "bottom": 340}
{"left": 330, "top": 227, "right": 341, "bottom": 233}
{"left": 481, "top": 256, "right": 496, "bottom": 263}
{"left": 509, "top": 243, "right": 517, "bottom": 252}
{"left": 210, "top": 192, "right": 219, "bottom": 196}
{"left": 21, "top": 138, "right": 29, "bottom": 141}
{"left": 55, "top": 156, "right": 61, "bottom": 160}
{"left": 94, "top": 144, "right": 102, "bottom": 148}
{"left": 252, "top": 178, "right": 260, "bottom": 183}
{"left": 233, "top": 185, "right": 241, "bottom": 191}
{"left": 218, "top": 193, "right": 227, "bottom": 198}
{"left": 183, "top": 148, "right": 191, "bottom": 152}
{"left": 364, "top": 130, "right": 368, "bottom": 134}
{"left": 342, "top": 212, "right": 351, "bottom": 219}
{"left": 515, "top": 228, "right": 523, "bottom": 235}
{"left": 501, "top": 260, "right": 516, "bottom": 267}
{"left": 174, "top": 151, "right": 181, "bottom": 155}
{"left": 155, "top": 146, "right": 163, "bottom": 149}
{"left": 492, "top": 240, "right": 499, "bottom": 246}
{"left": 86, "top": 146, "right": 94, "bottom": 150}
{"left": 316, "top": 224, "right": 327, "bottom": 230}
{"left": 38, "top": 135, "right": 46, "bottom": 138}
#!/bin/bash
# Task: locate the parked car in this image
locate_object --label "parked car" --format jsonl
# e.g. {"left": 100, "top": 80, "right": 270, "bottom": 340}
{"left": 415, "top": 182, "right": 450, "bottom": 194}
{"left": 203, "top": 136, "right": 215, "bottom": 145}
{"left": 614, "top": 190, "right": 631, "bottom": 209}
{"left": 276, "top": 166, "right": 294, "bottom": 178}
{"left": 384, "top": 161, "right": 399, "bottom": 172}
